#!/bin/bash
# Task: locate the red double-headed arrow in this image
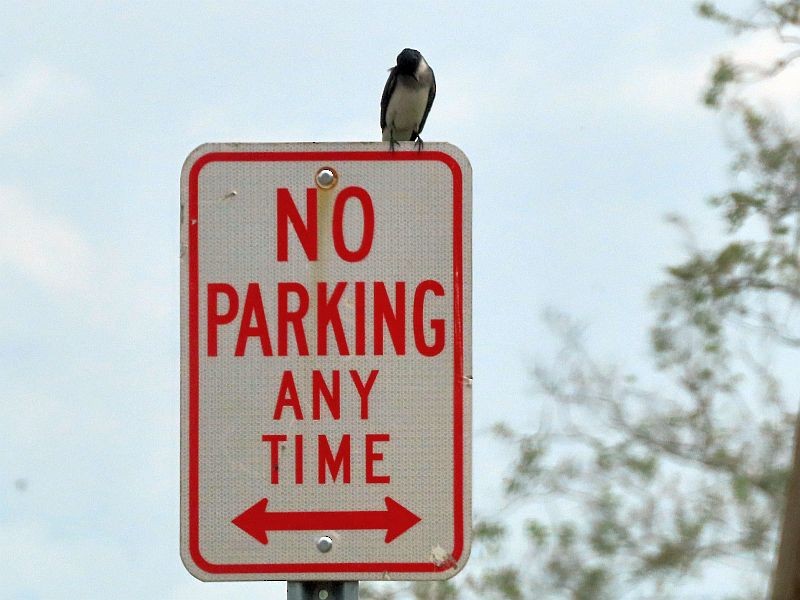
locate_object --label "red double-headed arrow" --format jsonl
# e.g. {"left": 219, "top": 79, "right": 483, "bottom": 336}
{"left": 232, "top": 496, "right": 421, "bottom": 544}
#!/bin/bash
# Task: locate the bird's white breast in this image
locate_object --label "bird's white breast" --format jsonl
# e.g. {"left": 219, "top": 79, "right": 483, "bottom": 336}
{"left": 384, "top": 80, "right": 429, "bottom": 140}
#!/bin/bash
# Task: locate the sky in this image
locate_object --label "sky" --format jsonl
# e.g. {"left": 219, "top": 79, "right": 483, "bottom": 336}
{"left": 0, "top": 2, "right": 798, "bottom": 599}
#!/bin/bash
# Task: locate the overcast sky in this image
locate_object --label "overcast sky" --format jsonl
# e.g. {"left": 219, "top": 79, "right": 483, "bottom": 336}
{"left": 1, "top": 2, "right": 798, "bottom": 599}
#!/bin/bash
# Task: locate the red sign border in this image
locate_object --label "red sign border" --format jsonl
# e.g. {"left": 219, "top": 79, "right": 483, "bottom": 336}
{"left": 186, "top": 149, "right": 467, "bottom": 576}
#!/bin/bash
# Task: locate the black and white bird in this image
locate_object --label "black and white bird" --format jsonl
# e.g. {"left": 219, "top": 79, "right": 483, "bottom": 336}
{"left": 380, "top": 48, "right": 436, "bottom": 150}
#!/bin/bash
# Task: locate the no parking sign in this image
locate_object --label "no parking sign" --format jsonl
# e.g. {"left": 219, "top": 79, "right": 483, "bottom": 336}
{"left": 180, "top": 142, "right": 471, "bottom": 581}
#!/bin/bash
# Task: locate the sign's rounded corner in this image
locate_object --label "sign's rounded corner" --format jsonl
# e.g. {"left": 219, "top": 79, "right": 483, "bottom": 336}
{"left": 449, "top": 536, "right": 473, "bottom": 578}
{"left": 434, "top": 142, "right": 472, "bottom": 174}
{"left": 426, "top": 532, "right": 472, "bottom": 580}
{"left": 180, "top": 143, "right": 219, "bottom": 184}
{"left": 181, "top": 542, "right": 219, "bottom": 582}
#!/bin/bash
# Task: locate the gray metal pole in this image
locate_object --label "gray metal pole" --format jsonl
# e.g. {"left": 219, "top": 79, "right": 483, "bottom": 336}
{"left": 287, "top": 581, "right": 359, "bottom": 600}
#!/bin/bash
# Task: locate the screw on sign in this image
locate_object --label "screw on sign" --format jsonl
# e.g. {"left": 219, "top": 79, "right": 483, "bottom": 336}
{"left": 180, "top": 142, "right": 472, "bottom": 582}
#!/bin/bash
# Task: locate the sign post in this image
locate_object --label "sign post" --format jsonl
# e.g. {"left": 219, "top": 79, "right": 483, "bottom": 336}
{"left": 180, "top": 142, "right": 472, "bottom": 585}
{"left": 287, "top": 581, "right": 358, "bottom": 600}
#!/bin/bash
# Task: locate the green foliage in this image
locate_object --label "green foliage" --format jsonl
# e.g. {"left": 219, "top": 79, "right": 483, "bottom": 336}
{"left": 704, "top": 57, "right": 738, "bottom": 107}
{"left": 503, "top": 435, "right": 545, "bottom": 497}
{"left": 525, "top": 519, "right": 549, "bottom": 549}
{"left": 472, "top": 519, "right": 506, "bottom": 556}
{"left": 408, "top": 581, "right": 459, "bottom": 600}
{"left": 573, "top": 568, "right": 610, "bottom": 600}
{"left": 473, "top": 519, "right": 506, "bottom": 543}
{"left": 696, "top": 1, "right": 800, "bottom": 108}
{"left": 470, "top": 567, "right": 524, "bottom": 600}
{"left": 588, "top": 489, "right": 629, "bottom": 556}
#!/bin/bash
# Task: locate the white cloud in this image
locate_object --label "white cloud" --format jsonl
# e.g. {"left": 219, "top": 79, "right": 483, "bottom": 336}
{"left": 727, "top": 30, "right": 800, "bottom": 118}
{"left": 0, "top": 183, "right": 176, "bottom": 346}
{"left": 618, "top": 59, "right": 710, "bottom": 115}
{"left": 0, "top": 520, "right": 129, "bottom": 597}
{"left": 0, "top": 186, "right": 92, "bottom": 293}
{"left": 585, "top": 28, "right": 799, "bottom": 123}
{"left": 0, "top": 62, "right": 90, "bottom": 133}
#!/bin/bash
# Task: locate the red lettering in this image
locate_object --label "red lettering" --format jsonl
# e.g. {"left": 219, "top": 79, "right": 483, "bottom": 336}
{"left": 355, "top": 281, "right": 366, "bottom": 356}
{"left": 317, "top": 282, "right": 349, "bottom": 355}
{"left": 294, "top": 434, "right": 304, "bottom": 484}
{"left": 318, "top": 435, "right": 351, "bottom": 483}
{"left": 261, "top": 434, "right": 287, "bottom": 484}
{"left": 259, "top": 432, "right": 393, "bottom": 485}
{"left": 332, "top": 186, "right": 374, "bottom": 262}
{"left": 273, "top": 371, "right": 303, "bottom": 420}
{"left": 374, "top": 281, "right": 406, "bottom": 355}
{"left": 414, "top": 279, "right": 445, "bottom": 357}
{"left": 277, "top": 187, "right": 317, "bottom": 261}
{"left": 351, "top": 369, "right": 379, "bottom": 420}
{"left": 208, "top": 279, "right": 448, "bottom": 358}
{"left": 365, "top": 433, "right": 390, "bottom": 484}
{"left": 207, "top": 283, "right": 238, "bottom": 356}
{"left": 235, "top": 283, "right": 272, "bottom": 356}
{"left": 278, "top": 282, "right": 309, "bottom": 355}
{"left": 312, "top": 370, "right": 340, "bottom": 420}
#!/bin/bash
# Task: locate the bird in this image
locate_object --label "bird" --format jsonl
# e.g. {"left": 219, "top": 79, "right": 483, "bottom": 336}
{"left": 380, "top": 48, "right": 436, "bottom": 150}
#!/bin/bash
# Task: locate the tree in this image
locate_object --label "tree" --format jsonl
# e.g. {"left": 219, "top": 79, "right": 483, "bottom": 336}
{"left": 365, "top": 3, "right": 800, "bottom": 598}
{"left": 477, "top": 3, "right": 800, "bottom": 598}
{"left": 772, "top": 414, "right": 800, "bottom": 598}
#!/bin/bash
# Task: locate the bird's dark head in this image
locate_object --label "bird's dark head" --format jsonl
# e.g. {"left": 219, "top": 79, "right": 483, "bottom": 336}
{"left": 396, "top": 48, "right": 423, "bottom": 76}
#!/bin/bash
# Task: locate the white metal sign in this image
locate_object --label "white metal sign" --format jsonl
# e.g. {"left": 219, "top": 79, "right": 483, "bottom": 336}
{"left": 180, "top": 142, "right": 471, "bottom": 581}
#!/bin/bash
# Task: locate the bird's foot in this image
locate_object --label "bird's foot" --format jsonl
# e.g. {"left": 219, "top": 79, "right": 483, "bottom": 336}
{"left": 414, "top": 136, "right": 424, "bottom": 152}
{"left": 389, "top": 135, "right": 398, "bottom": 152}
